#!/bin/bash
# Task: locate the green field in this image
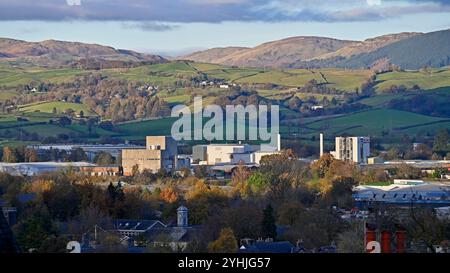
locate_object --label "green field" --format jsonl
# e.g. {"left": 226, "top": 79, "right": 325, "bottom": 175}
{"left": 233, "top": 68, "right": 371, "bottom": 91}
{"left": 374, "top": 68, "right": 450, "bottom": 92}
{"left": 0, "top": 91, "right": 18, "bottom": 101}
{"left": 303, "top": 109, "right": 449, "bottom": 137}
{"left": 0, "top": 65, "right": 88, "bottom": 87}
{"left": 18, "top": 101, "right": 97, "bottom": 116}
{"left": 1, "top": 61, "right": 450, "bottom": 145}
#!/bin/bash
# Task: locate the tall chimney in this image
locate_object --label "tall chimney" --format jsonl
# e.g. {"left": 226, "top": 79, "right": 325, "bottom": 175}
{"left": 381, "top": 231, "right": 392, "bottom": 253}
{"left": 396, "top": 230, "right": 407, "bottom": 253}
{"left": 277, "top": 134, "right": 281, "bottom": 151}
{"left": 365, "top": 228, "right": 377, "bottom": 253}
{"left": 320, "top": 133, "right": 324, "bottom": 157}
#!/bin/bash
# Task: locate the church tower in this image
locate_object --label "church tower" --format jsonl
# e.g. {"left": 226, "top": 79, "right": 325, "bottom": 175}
{"left": 177, "top": 206, "right": 188, "bottom": 228}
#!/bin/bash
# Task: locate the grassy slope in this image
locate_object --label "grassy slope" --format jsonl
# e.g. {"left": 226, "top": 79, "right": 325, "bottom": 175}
{"left": 18, "top": 101, "right": 97, "bottom": 116}
{"left": 305, "top": 109, "right": 448, "bottom": 137}
{"left": 374, "top": 68, "right": 450, "bottom": 91}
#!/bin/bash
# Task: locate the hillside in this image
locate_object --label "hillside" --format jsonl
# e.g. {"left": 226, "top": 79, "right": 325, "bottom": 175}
{"left": 182, "top": 47, "right": 249, "bottom": 63}
{"left": 332, "top": 29, "right": 450, "bottom": 69}
{"left": 0, "top": 38, "right": 167, "bottom": 67}
{"left": 180, "top": 30, "right": 450, "bottom": 70}
{"left": 181, "top": 37, "right": 355, "bottom": 68}
{"left": 314, "top": 32, "right": 421, "bottom": 60}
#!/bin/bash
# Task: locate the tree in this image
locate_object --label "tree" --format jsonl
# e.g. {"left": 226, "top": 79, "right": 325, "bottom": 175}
{"left": 433, "top": 129, "right": 450, "bottom": 156}
{"left": 194, "top": 165, "right": 208, "bottom": 179}
{"left": 247, "top": 172, "right": 269, "bottom": 192}
{"left": 93, "top": 152, "right": 115, "bottom": 165}
{"left": 2, "top": 146, "right": 18, "bottom": 163}
{"left": 97, "top": 234, "right": 127, "bottom": 253}
{"left": 38, "top": 236, "right": 69, "bottom": 253}
{"left": 25, "top": 148, "right": 39, "bottom": 162}
{"left": 207, "top": 228, "right": 238, "bottom": 253}
{"left": 336, "top": 222, "right": 365, "bottom": 253}
{"left": 131, "top": 164, "right": 140, "bottom": 176}
{"left": 261, "top": 204, "right": 277, "bottom": 240}
{"left": 231, "top": 162, "right": 251, "bottom": 185}
{"left": 160, "top": 187, "right": 179, "bottom": 203}
{"left": 311, "top": 153, "right": 335, "bottom": 178}
{"left": 69, "top": 147, "right": 88, "bottom": 162}
{"left": 15, "top": 215, "right": 54, "bottom": 252}
{"left": 58, "top": 116, "right": 72, "bottom": 127}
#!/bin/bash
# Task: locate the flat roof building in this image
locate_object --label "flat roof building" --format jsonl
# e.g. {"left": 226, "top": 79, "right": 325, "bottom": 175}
{"left": 332, "top": 136, "right": 370, "bottom": 164}
{"left": 121, "top": 136, "right": 177, "bottom": 176}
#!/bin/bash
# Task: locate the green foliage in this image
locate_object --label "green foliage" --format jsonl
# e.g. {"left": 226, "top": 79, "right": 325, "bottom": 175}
{"left": 15, "top": 215, "right": 55, "bottom": 252}
{"left": 433, "top": 129, "right": 450, "bottom": 156}
{"left": 93, "top": 152, "right": 116, "bottom": 165}
{"left": 247, "top": 172, "right": 269, "bottom": 191}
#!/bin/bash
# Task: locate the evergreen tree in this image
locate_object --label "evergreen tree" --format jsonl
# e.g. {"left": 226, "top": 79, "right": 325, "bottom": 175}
{"left": 261, "top": 204, "right": 277, "bottom": 239}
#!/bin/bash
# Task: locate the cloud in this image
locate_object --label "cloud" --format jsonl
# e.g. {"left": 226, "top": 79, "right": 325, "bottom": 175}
{"left": 122, "top": 22, "right": 179, "bottom": 32}
{"left": 0, "top": 0, "right": 448, "bottom": 23}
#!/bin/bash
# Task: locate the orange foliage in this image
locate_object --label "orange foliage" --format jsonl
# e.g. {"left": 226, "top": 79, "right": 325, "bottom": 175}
{"left": 160, "top": 187, "right": 179, "bottom": 203}
{"left": 30, "top": 179, "right": 55, "bottom": 194}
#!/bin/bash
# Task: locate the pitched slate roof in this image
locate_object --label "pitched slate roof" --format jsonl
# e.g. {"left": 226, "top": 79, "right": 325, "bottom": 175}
{"left": 114, "top": 219, "right": 166, "bottom": 231}
{"left": 239, "top": 241, "right": 294, "bottom": 253}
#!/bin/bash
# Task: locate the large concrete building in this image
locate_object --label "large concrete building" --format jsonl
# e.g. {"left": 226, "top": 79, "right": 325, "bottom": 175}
{"left": 192, "top": 135, "right": 281, "bottom": 166}
{"left": 332, "top": 136, "right": 370, "bottom": 164}
{"left": 121, "top": 136, "right": 177, "bottom": 176}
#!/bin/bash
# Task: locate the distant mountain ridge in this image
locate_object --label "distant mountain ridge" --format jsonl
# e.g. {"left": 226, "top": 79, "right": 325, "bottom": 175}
{"left": 183, "top": 47, "right": 249, "bottom": 64}
{"left": 0, "top": 38, "right": 167, "bottom": 67}
{"left": 180, "top": 30, "right": 450, "bottom": 70}
{"left": 182, "top": 36, "right": 355, "bottom": 68}
{"left": 329, "top": 29, "right": 450, "bottom": 70}
{"left": 313, "top": 32, "right": 421, "bottom": 60}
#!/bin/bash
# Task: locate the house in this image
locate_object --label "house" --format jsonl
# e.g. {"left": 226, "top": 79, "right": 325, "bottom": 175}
{"left": 311, "top": 105, "right": 324, "bottom": 110}
{"left": 114, "top": 219, "right": 167, "bottom": 237}
{"left": 111, "top": 206, "right": 201, "bottom": 252}
{"left": 219, "top": 84, "right": 230, "bottom": 89}
{"left": 239, "top": 239, "right": 295, "bottom": 253}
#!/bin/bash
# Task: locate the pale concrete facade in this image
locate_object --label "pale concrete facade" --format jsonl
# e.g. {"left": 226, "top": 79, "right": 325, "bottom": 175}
{"left": 122, "top": 136, "right": 177, "bottom": 175}
{"left": 334, "top": 136, "right": 370, "bottom": 164}
{"left": 206, "top": 144, "right": 252, "bottom": 165}
{"left": 192, "top": 143, "right": 280, "bottom": 165}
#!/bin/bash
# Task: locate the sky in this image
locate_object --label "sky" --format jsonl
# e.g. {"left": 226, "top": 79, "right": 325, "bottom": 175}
{"left": 0, "top": 0, "right": 449, "bottom": 56}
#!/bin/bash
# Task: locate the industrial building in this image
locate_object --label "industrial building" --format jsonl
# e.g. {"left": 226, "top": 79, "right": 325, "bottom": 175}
{"left": 353, "top": 180, "right": 450, "bottom": 209}
{"left": 0, "top": 162, "right": 96, "bottom": 176}
{"left": 192, "top": 134, "right": 281, "bottom": 166}
{"left": 331, "top": 136, "right": 371, "bottom": 164}
{"left": 121, "top": 136, "right": 178, "bottom": 176}
{"left": 27, "top": 144, "right": 145, "bottom": 161}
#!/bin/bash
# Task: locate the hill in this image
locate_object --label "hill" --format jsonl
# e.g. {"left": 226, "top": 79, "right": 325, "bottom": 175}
{"left": 314, "top": 32, "right": 421, "bottom": 60}
{"left": 0, "top": 38, "right": 167, "bottom": 67}
{"left": 181, "top": 37, "right": 355, "bottom": 68}
{"left": 332, "top": 29, "right": 450, "bottom": 69}
{"left": 179, "top": 32, "right": 426, "bottom": 69}
{"left": 181, "top": 47, "right": 249, "bottom": 63}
